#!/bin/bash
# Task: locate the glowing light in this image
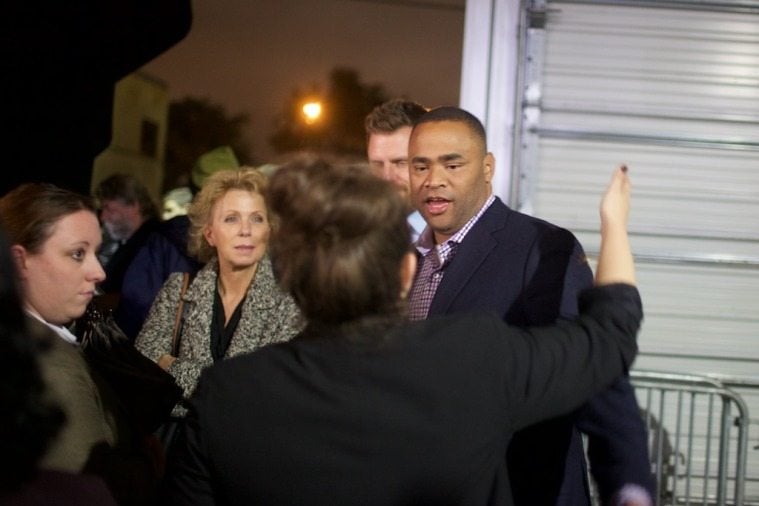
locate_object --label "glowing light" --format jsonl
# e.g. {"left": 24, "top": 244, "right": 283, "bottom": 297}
{"left": 302, "top": 101, "right": 322, "bottom": 124}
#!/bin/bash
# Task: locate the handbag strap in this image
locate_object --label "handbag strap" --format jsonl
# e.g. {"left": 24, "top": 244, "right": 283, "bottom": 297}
{"left": 171, "top": 272, "right": 192, "bottom": 357}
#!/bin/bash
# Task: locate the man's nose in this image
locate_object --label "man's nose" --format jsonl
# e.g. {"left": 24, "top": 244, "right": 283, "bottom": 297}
{"left": 424, "top": 165, "right": 446, "bottom": 187}
{"left": 381, "top": 163, "right": 395, "bottom": 181}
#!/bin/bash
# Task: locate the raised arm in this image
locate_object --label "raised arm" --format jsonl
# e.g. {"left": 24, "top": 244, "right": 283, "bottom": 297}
{"left": 583, "top": 166, "right": 654, "bottom": 504}
{"left": 596, "top": 165, "right": 635, "bottom": 286}
{"left": 507, "top": 166, "right": 642, "bottom": 430}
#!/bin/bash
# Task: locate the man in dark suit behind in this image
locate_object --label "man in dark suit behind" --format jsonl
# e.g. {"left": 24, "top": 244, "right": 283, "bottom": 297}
{"left": 406, "top": 106, "right": 654, "bottom": 506}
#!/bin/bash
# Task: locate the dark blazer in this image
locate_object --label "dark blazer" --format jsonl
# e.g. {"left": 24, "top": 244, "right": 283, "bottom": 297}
{"left": 166, "top": 285, "right": 642, "bottom": 506}
{"left": 99, "top": 217, "right": 160, "bottom": 296}
{"left": 115, "top": 215, "right": 201, "bottom": 340}
{"left": 427, "top": 198, "right": 653, "bottom": 505}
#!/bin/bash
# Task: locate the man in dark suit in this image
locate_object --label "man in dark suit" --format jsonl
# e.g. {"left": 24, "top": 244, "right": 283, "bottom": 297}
{"left": 407, "top": 106, "right": 654, "bottom": 506}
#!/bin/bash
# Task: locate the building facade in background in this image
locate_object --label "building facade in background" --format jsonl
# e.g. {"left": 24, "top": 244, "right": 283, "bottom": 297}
{"left": 92, "top": 72, "right": 169, "bottom": 208}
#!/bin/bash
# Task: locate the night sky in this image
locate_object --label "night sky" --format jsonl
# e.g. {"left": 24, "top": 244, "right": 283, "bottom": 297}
{"left": 141, "top": 0, "right": 465, "bottom": 162}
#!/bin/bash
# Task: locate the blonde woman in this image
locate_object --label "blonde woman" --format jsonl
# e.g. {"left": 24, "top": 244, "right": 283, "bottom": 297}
{"left": 135, "top": 168, "right": 302, "bottom": 409}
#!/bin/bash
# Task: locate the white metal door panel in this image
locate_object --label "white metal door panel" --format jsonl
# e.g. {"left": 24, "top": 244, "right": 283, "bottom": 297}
{"left": 518, "top": 0, "right": 759, "bottom": 376}
{"left": 517, "top": 2, "right": 759, "bottom": 500}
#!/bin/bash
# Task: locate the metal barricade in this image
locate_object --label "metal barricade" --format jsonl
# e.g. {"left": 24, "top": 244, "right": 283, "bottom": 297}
{"left": 631, "top": 371, "right": 751, "bottom": 506}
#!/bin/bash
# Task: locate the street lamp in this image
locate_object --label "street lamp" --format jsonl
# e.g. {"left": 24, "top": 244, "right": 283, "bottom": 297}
{"left": 301, "top": 101, "right": 322, "bottom": 125}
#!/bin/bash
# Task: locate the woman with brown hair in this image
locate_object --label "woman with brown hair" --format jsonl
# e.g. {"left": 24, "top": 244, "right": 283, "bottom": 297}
{"left": 166, "top": 159, "right": 640, "bottom": 506}
{"left": 0, "top": 224, "right": 117, "bottom": 505}
{"left": 0, "top": 183, "right": 161, "bottom": 505}
{"left": 135, "top": 168, "right": 301, "bottom": 411}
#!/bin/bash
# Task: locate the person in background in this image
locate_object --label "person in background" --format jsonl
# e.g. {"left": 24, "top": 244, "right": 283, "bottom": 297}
{"left": 0, "top": 183, "right": 162, "bottom": 505}
{"left": 161, "top": 186, "right": 194, "bottom": 220}
{"left": 94, "top": 173, "right": 160, "bottom": 304}
{"left": 365, "top": 98, "right": 428, "bottom": 241}
{"left": 407, "top": 106, "right": 653, "bottom": 506}
{"left": 165, "top": 158, "right": 642, "bottom": 505}
{"left": 115, "top": 146, "right": 239, "bottom": 340}
{"left": 135, "top": 168, "right": 302, "bottom": 412}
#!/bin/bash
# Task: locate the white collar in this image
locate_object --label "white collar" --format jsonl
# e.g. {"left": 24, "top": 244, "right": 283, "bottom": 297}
{"left": 25, "top": 308, "right": 79, "bottom": 345}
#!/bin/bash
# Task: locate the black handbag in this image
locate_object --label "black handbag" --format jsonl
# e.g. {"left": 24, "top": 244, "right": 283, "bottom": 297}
{"left": 76, "top": 303, "right": 183, "bottom": 436}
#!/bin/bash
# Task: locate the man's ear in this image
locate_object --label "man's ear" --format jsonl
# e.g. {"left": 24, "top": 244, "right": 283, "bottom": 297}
{"left": 483, "top": 152, "right": 496, "bottom": 185}
{"left": 10, "top": 244, "right": 29, "bottom": 279}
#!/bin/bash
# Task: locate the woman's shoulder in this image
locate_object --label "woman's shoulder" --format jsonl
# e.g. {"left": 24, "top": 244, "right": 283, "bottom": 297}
{"left": 159, "top": 262, "right": 215, "bottom": 298}
{"left": 26, "top": 319, "right": 87, "bottom": 370}
{"left": 33, "top": 330, "right": 100, "bottom": 404}
{"left": 159, "top": 271, "right": 189, "bottom": 293}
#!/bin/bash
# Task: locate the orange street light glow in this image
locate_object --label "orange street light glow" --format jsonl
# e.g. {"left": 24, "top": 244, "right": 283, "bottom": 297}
{"left": 302, "top": 101, "right": 322, "bottom": 124}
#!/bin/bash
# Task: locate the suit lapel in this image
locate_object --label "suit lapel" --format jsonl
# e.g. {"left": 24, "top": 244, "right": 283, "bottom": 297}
{"left": 427, "top": 199, "right": 510, "bottom": 316}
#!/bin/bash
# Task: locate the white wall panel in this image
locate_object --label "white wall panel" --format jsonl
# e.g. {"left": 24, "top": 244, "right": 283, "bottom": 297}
{"left": 532, "top": 139, "right": 759, "bottom": 242}
{"left": 523, "top": 0, "right": 759, "bottom": 364}
{"left": 514, "top": 2, "right": 759, "bottom": 498}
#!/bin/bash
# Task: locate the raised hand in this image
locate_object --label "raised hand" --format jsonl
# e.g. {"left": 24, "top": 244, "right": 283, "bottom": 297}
{"left": 595, "top": 165, "right": 636, "bottom": 286}
{"left": 600, "top": 164, "right": 630, "bottom": 231}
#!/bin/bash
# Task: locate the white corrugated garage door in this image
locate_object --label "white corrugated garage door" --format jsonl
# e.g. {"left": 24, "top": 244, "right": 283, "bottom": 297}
{"left": 517, "top": 0, "right": 759, "bottom": 378}
{"left": 513, "top": 0, "right": 759, "bottom": 501}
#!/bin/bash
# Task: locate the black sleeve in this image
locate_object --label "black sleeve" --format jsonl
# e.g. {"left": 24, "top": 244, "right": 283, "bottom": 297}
{"left": 501, "top": 283, "right": 642, "bottom": 430}
{"left": 163, "top": 373, "right": 218, "bottom": 506}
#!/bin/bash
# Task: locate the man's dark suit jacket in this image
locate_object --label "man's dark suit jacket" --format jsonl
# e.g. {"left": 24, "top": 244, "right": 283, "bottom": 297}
{"left": 427, "top": 197, "right": 653, "bottom": 505}
{"left": 166, "top": 285, "right": 643, "bottom": 506}
{"left": 115, "top": 215, "right": 201, "bottom": 340}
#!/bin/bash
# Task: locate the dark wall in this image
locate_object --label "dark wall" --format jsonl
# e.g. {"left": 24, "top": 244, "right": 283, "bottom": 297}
{"left": 2, "top": 0, "right": 192, "bottom": 196}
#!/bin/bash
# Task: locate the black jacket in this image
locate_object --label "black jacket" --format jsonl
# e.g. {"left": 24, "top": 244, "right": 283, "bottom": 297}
{"left": 165, "top": 284, "right": 642, "bottom": 506}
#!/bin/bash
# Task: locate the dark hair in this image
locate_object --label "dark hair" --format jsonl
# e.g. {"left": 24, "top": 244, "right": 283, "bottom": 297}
{"left": 0, "top": 183, "right": 98, "bottom": 254}
{"left": 0, "top": 226, "right": 65, "bottom": 490}
{"left": 95, "top": 173, "right": 159, "bottom": 220}
{"left": 267, "top": 156, "right": 409, "bottom": 325}
{"left": 413, "top": 106, "right": 488, "bottom": 150}
{"left": 365, "top": 98, "right": 428, "bottom": 139}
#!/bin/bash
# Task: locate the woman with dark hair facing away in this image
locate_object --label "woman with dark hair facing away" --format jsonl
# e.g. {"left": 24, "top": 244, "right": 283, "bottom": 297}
{"left": 166, "top": 159, "right": 640, "bottom": 506}
{"left": 0, "top": 225, "right": 117, "bottom": 505}
{"left": 0, "top": 183, "right": 161, "bottom": 505}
